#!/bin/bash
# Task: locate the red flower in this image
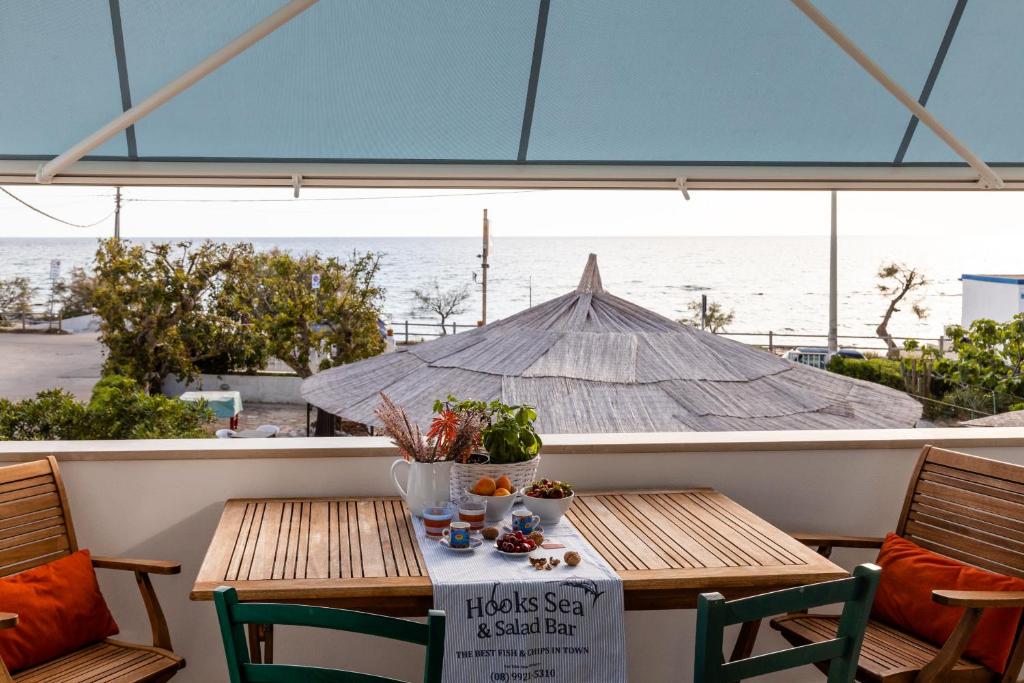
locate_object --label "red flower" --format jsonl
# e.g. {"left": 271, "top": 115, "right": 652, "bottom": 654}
{"left": 427, "top": 410, "right": 459, "bottom": 448}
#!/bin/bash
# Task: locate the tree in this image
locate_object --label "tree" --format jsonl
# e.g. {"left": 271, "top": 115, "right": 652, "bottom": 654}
{"left": 680, "top": 298, "right": 734, "bottom": 334}
{"left": 91, "top": 239, "right": 267, "bottom": 393}
{"left": 936, "top": 315, "right": 1024, "bottom": 412}
{"left": 875, "top": 263, "right": 928, "bottom": 359}
{"left": 54, "top": 266, "right": 96, "bottom": 318}
{"left": 411, "top": 279, "right": 471, "bottom": 334}
{"left": 0, "top": 277, "right": 36, "bottom": 329}
{"left": 226, "top": 249, "right": 386, "bottom": 378}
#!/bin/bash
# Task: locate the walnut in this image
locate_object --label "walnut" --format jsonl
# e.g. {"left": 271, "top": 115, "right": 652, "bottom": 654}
{"left": 528, "top": 531, "right": 544, "bottom": 545}
{"left": 564, "top": 551, "right": 582, "bottom": 566}
{"left": 482, "top": 527, "right": 500, "bottom": 540}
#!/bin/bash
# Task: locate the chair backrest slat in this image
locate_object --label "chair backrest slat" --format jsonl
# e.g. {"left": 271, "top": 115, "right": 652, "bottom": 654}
{"left": 214, "top": 587, "right": 446, "bottom": 683}
{"left": 695, "top": 564, "right": 880, "bottom": 683}
{"left": 242, "top": 662, "right": 404, "bottom": 683}
{"left": 0, "top": 457, "right": 77, "bottom": 577}
{"left": 723, "top": 576, "right": 861, "bottom": 624}
{"left": 231, "top": 602, "right": 429, "bottom": 646}
{"left": 723, "top": 640, "right": 846, "bottom": 682}
{"left": 897, "top": 446, "right": 1024, "bottom": 577}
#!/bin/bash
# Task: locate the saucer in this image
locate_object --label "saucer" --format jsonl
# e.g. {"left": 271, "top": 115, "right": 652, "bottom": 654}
{"left": 439, "top": 536, "right": 482, "bottom": 552}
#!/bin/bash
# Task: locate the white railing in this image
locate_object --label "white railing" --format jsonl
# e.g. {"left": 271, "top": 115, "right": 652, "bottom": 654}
{"left": 2, "top": 428, "right": 1023, "bottom": 682}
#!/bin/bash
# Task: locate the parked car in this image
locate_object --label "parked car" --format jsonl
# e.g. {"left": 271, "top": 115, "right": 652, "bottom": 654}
{"left": 783, "top": 346, "right": 864, "bottom": 369}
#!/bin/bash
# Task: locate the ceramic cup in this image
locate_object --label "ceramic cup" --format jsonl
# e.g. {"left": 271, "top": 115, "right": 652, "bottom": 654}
{"left": 458, "top": 503, "right": 486, "bottom": 532}
{"left": 422, "top": 506, "right": 454, "bottom": 538}
{"left": 448, "top": 521, "right": 471, "bottom": 548}
{"left": 511, "top": 510, "right": 541, "bottom": 535}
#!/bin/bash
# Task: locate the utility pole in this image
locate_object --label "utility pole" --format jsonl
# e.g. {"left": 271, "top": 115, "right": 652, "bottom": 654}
{"left": 827, "top": 190, "right": 838, "bottom": 357}
{"left": 479, "top": 209, "right": 490, "bottom": 325}
{"left": 114, "top": 186, "right": 122, "bottom": 240}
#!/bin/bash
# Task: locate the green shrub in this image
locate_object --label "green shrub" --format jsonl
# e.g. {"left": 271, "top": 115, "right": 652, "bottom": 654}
{"left": 827, "top": 356, "right": 905, "bottom": 391}
{"left": 0, "top": 390, "right": 87, "bottom": 440}
{"left": 940, "top": 387, "right": 995, "bottom": 421}
{"left": 85, "top": 375, "right": 213, "bottom": 439}
{"left": 0, "top": 376, "right": 213, "bottom": 441}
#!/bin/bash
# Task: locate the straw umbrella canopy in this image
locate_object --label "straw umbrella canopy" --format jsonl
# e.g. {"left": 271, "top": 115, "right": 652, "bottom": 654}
{"left": 302, "top": 255, "right": 921, "bottom": 433}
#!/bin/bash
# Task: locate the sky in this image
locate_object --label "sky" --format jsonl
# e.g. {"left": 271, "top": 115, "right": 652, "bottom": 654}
{"left": 2, "top": 184, "right": 1024, "bottom": 239}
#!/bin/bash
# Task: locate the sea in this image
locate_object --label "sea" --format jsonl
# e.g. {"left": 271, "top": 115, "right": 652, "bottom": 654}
{"left": 0, "top": 235, "right": 1014, "bottom": 347}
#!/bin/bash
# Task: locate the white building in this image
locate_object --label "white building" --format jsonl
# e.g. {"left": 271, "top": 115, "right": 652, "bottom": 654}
{"left": 961, "top": 274, "right": 1024, "bottom": 326}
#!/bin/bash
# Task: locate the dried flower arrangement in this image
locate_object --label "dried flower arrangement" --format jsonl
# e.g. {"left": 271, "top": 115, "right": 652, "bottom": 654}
{"left": 375, "top": 392, "right": 484, "bottom": 463}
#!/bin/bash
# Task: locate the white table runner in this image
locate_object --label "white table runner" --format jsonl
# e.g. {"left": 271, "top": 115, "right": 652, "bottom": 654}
{"left": 414, "top": 512, "right": 627, "bottom": 683}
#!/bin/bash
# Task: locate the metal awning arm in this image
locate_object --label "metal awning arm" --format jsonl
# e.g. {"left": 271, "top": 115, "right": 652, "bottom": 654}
{"left": 790, "top": 0, "right": 1003, "bottom": 190}
{"left": 36, "top": 0, "right": 319, "bottom": 184}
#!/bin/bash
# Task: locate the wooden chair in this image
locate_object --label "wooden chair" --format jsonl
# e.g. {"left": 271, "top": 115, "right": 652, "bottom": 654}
{"left": 696, "top": 563, "right": 880, "bottom": 683}
{"left": 770, "top": 445, "right": 1024, "bottom": 683}
{"left": 0, "top": 457, "right": 184, "bottom": 682}
{"left": 213, "top": 586, "right": 446, "bottom": 682}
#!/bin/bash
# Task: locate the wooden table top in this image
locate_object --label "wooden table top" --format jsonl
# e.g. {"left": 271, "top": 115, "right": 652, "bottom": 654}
{"left": 191, "top": 490, "right": 845, "bottom": 613}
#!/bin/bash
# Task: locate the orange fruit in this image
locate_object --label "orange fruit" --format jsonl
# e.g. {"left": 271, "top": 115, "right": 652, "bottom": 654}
{"left": 473, "top": 477, "right": 497, "bottom": 496}
{"left": 495, "top": 475, "right": 513, "bottom": 492}
{"left": 494, "top": 488, "right": 511, "bottom": 496}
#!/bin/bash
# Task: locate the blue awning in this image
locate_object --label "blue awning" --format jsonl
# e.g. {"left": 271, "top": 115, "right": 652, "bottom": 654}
{"left": 1, "top": 1, "right": 1020, "bottom": 189}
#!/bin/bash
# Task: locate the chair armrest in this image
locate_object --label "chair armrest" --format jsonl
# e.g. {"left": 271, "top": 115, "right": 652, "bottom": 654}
{"left": 91, "top": 556, "right": 179, "bottom": 651}
{"left": 790, "top": 533, "right": 885, "bottom": 548}
{"left": 789, "top": 533, "right": 884, "bottom": 559}
{"left": 91, "top": 556, "right": 181, "bottom": 575}
{"left": 933, "top": 590, "right": 1024, "bottom": 608}
{"left": 917, "top": 591, "right": 1024, "bottom": 681}
{"left": 0, "top": 614, "right": 16, "bottom": 630}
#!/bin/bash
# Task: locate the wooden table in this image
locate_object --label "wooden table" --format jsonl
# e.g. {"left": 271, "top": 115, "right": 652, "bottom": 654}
{"left": 192, "top": 489, "right": 844, "bottom": 613}
{"left": 229, "top": 429, "right": 275, "bottom": 439}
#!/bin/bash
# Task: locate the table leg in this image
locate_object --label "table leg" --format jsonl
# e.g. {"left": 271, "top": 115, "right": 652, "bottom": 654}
{"left": 230, "top": 414, "right": 239, "bottom": 430}
{"left": 730, "top": 619, "right": 762, "bottom": 661}
{"left": 247, "top": 623, "right": 274, "bottom": 664}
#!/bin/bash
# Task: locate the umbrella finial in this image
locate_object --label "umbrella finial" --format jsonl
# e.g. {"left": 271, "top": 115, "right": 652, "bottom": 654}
{"left": 576, "top": 254, "right": 604, "bottom": 294}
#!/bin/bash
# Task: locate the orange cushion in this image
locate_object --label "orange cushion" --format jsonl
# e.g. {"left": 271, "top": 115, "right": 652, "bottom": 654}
{"left": 0, "top": 549, "right": 118, "bottom": 672}
{"left": 872, "top": 533, "right": 1024, "bottom": 674}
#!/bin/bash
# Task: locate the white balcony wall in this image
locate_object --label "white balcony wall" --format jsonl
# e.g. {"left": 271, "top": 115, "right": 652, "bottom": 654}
{"left": 1, "top": 428, "right": 1023, "bottom": 682}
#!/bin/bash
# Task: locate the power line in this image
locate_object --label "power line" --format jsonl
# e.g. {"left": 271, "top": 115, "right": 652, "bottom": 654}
{"left": 125, "top": 189, "right": 543, "bottom": 203}
{"left": 0, "top": 186, "right": 114, "bottom": 228}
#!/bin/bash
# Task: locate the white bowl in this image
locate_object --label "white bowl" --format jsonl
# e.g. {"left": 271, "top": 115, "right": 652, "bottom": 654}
{"left": 521, "top": 491, "right": 575, "bottom": 524}
{"left": 464, "top": 488, "right": 517, "bottom": 523}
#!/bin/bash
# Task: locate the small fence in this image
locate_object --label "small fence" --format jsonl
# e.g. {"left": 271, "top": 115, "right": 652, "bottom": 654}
{"left": 391, "top": 320, "right": 478, "bottom": 344}
{"left": 388, "top": 319, "right": 945, "bottom": 355}
{"left": 719, "top": 331, "right": 946, "bottom": 355}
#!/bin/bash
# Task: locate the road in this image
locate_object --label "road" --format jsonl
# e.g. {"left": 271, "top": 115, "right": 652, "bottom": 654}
{"left": 0, "top": 332, "right": 103, "bottom": 401}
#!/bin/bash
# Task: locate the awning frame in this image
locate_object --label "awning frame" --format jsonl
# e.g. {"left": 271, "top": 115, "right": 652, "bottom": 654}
{"left": 5, "top": 160, "right": 1024, "bottom": 191}
{"left": 13, "top": 0, "right": 1010, "bottom": 191}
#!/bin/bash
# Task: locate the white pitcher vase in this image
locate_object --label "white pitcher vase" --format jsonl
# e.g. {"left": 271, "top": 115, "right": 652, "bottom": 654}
{"left": 390, "top": 460, "right": 453, "bottom": 518}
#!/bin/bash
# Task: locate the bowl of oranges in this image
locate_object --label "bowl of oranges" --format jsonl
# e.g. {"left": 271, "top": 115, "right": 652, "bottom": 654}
{"left": 464, "top": 475, "right": 517, "bottom": 523}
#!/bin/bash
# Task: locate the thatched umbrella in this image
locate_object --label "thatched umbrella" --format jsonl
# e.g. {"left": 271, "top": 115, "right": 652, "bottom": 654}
{"left": 962, "top": 411, "right": 1024, "bottom": 428}
{"left": 302, "top": 255, "right": 921, "bottom": 432}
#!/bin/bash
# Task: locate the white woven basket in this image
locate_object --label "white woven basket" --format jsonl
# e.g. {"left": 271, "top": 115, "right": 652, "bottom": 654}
{"left": 450, "top": 455, "right": 541, "bottom": 505}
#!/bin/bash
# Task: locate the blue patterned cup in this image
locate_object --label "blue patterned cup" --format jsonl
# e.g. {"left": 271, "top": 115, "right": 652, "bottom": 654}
{"left": 448, "top": 521, "right": 471, "bottom": 548}
{"left": 512, "top": 510, "right": 541, "bottom": 535}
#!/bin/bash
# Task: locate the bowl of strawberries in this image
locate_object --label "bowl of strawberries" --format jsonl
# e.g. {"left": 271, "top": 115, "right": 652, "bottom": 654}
{"left": 523, "top": 479, "right": 575, "bottom": 525}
